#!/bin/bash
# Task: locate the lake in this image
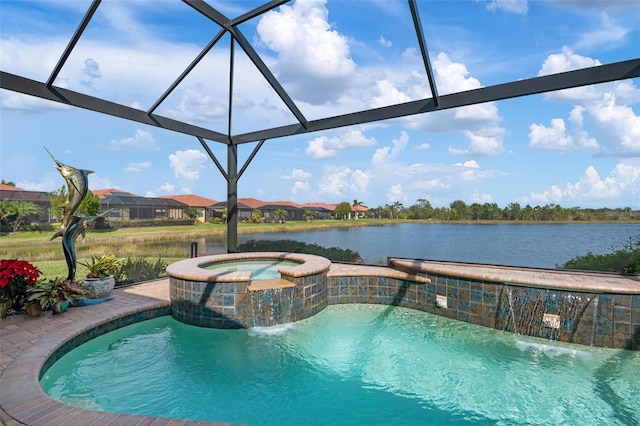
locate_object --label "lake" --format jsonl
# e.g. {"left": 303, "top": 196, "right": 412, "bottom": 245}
{"left": 203, "top": 223, "right": 640, "bottom": 269}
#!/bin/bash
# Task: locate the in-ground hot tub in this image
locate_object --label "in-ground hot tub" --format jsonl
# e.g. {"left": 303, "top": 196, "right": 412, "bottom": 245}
{"left": 167, "top": 252, "right": 331, "bottom": 328}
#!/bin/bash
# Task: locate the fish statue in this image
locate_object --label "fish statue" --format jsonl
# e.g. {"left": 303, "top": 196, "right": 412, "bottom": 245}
{"left": 45, "top": 147, "right": 94, "bottom": 230}
{"left": 60, "top": 210, "right": 112, "bottom": 283}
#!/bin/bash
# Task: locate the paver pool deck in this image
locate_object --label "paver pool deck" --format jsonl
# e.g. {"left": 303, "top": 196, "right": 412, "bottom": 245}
{"left": 1, "top": 263, "right": 639, "bottom": 425}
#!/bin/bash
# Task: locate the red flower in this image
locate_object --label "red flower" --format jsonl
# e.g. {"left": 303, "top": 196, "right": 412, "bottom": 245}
{"left": 0, "top": 259, "right": 41, "bottom": 303}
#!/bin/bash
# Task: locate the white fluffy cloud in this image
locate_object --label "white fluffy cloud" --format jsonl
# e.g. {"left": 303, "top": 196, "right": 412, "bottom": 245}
{"left": 306, "top": 129, "right": 376, "bottom": 158}
{"left": 281, "top": 168, "right": 312, "bottom": 180}
{"left": 169, "top": 149, "right": 207, "bottom": 181}
{"left": 373, "top": 52, "right": 505, "bottom": 155}
{"left": 449, "top": 131, "right": 505, "bottom": 156}
{"left": 532, "top": 47, "right": 640, "bottom": 157}
{"left": 107, "top": 129, "right": 159, "bottom": 151}
{"left": 386, "top": 184, "right": 405, "bottom": 203}
{"left": 282, "top": 168, "right": 313, "bottom": 195}
{"left": 523, "top": 159, "right": 640, "bottom": 204}
{"left": 257, "top": 0, "right": 356, "bottom": 104}
{"left": 124, "top": 161, "right": 151, "bottom": 173}
{"left": 372, "top": 131, "right": 409, "bottom": 164}
{"left": 318, "top": 165, "right": 370, "bottom": 198}
{"left": 574, "top": 12, "right": 631, "bottom": 50}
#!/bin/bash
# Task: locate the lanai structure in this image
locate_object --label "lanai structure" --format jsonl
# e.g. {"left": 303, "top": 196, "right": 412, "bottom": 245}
{"left": 1, "top": 0, "right": 639, "bottom": 252}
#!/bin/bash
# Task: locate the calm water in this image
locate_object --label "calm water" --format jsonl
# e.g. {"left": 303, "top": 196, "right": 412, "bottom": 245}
{"left": 41, "top": 305, "right": 640, "bottom": 425}
{"left": 205, "top": 223, "right": 640, "bottom": 268}
{"left": 204, "top": 259, "right": 300, "bottom": 280}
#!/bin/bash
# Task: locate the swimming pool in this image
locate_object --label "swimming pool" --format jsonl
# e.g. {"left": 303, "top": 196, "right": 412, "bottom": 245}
{"left": 204, "top": 259, "right": 301, "bottom": 280}
{"left": 41, "top": 304, "right": 640, "bottom": 425}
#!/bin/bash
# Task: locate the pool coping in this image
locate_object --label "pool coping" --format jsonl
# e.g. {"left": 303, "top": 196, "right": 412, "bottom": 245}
{"left": 166, "top": 252, "right": 332, "bottom": 282}
{"left": 389, "top": 258, "right": 640, "bottom": 294}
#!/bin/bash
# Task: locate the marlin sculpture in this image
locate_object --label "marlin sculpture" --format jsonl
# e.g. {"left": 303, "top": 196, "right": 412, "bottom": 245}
{"left": 45, "top": 147, "right": 94, "bottom": 239}
{"left": 46, "top": 148, "right": 97, "bottom": 283}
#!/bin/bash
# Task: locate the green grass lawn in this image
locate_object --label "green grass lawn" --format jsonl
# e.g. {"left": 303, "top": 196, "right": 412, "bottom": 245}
{"left": 33, "top": 258, "right": 185, "bottom": 282}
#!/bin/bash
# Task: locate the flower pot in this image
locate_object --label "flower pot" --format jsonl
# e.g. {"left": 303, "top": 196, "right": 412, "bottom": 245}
{"left": 52, "top": 300, "right": 69, "bottom": 314}
{"left": 25, "top": 303, "right": 42, "bottom": 317}
{"left": 0, "top": 300, "right": 10, "bottom": 319}
{"left": 82, "top": 276, "right": 116, "bottom": 299}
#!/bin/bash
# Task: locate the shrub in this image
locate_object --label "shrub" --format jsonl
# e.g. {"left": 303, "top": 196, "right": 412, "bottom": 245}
{"left": 114, "top": 257, "right": 168, "bottom": 286}
{"left": 238, "top": 239, "right": 363, "bottom": 263}
{"left": 558, "top": 235, "right": 640, "bottom": 274}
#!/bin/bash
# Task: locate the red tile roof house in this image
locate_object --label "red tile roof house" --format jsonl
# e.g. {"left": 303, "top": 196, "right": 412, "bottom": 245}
{"left": 160, "top": 194, "right": 218, "bottom": 223}
{"left": 0, "top": 183, "right": 52, "bottom": 224}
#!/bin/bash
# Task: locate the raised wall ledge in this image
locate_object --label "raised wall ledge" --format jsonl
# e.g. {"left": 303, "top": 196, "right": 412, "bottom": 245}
{"left": 166, "top": 252, "right": 332, "bottom": 282}
{"left": 328, "top": 263, "right": 431, "bottom": 283}
{"left": 389, "top": 258, "right": 640, "bottom": 294}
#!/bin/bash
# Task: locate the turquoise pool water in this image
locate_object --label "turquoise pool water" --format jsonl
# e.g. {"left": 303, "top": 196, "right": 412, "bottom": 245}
{"left": 41, "top": 305, "right": 640, "bottom": 425}
{"left": 204, "top": 259, "right": 300, "bottom": 280}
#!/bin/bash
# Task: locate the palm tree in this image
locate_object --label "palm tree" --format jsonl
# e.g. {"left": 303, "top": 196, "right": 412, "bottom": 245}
{"left": 352, "top": 199, "right": 365, "bottom": 220}
{"left": 303, "top": 209, "right": 314, "bottom": 222}
{"left": 9, "top": 200, "right": 41, "bottom": 232}
{"left": 274, "top": 208, "right": 288, "bottom": 223}
{"left": 0, "top": 199, "right": 13, "bottom": 224}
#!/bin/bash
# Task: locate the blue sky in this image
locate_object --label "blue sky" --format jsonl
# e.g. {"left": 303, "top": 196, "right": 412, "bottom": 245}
{"left": 1, "top": 0, "right": 639, "bottom": 209}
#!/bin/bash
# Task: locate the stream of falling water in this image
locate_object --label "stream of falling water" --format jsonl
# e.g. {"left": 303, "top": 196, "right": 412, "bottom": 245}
{"left": 250, "top": 286, "right": 295, "bottom": 327}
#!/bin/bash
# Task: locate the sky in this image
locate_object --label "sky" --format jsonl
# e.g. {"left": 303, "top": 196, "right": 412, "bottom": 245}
{"left": 1, "top": 0, "right": 639, "bottom": 210}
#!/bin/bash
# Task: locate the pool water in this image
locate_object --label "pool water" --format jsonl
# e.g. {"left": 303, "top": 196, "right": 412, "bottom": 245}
{"left": 204, "top": 259, "right": 300, "bottom": 280}
{"left": 41, "top": 305, "right": 640, "bottom": 425}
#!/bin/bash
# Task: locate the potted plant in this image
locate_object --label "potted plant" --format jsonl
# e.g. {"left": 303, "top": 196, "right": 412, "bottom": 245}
{"left": 78, "top": 254, "right": 124, "bottom": 299}
{"left": 0, "top": 259, "right": 41, "bottom": 318}
{"left": 27, "top": 278, "right": 85, "bottom": 314}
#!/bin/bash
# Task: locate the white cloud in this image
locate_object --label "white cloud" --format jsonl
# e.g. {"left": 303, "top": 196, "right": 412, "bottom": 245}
{"left": 291, "top": 180, "right": 311, "bottom": 195}
{"left": 534, "top": 48, "right": 639, "bottom": 157}
{"left": 378, "top": 36, "right": 392, "bottom": 48}
{"left": 160, "top": 182, "right": 176, "bottom": 193}
{"left": 257, "top": 0, "right": 356, "bottom": 104}
{"left": 0, "top": 90, "right": 71, "bottom": 111}
{"left": 372, "top": 131, "right": 409, "bottom": 164}
{"left": 169, "top": 149, "right": 207, "bottom": 181}
{"left": 107, "top": 129, "right": 159, "bottom": 151}
{"left": 305, "top": 129, "right": 376, "bottom": 158}
{"left": 485, "top": 0, "right": 528, "bottom": 15}
{"left": 372, "top": 52, "right": 507, "bottom": 155}
{"left": 574, "top": 12, "right": 631, "bottom": 50}
{"left": 586, "top": 92, "right": 640, "bottom": 157}
{"left": 80, "top": 58, "right": 102, "bottom": 88}
{"left": 412, "top": 178, "right": 449, "bottom": 191}
{"left": 414, "top": 143, "right": 431, "bottom": 151}
{"left": 145, "top": 182, "right": 175, "bottom": 197}
{"left": 318, "top": 165, "right": 371, "bottom": 198}
{"left": 449, "top": 131, "right": 504, "bottom": 156}
{"left": 454, "top": 160, "right": 498, "bottom": 181}
{"left": 537, "top": 47, "right": 603, "bottom": 102}
{"left": 124, "top": 161, "right": 151, "bottom": 173}
{"left": 87, "top": 174, "right": 116, "bottom": 191}
{"left": 164, "top": 83, "right": 228, "bottom": 124}
{"left": 529, "top": 118, "right": 575, "bottom": 152}
{"left": 281, "top": 168, "right": 312, "bottom": 180}
{"left": 386, "top": 184, "right": 405, "bottom": 203}
{"left": 370, "top": 79, "right": 413, "bottom": 108}
{"left": 470, "top": 192, "right": 494, "bottom": 203}
{"left": 523, "top": 159, "right": 640, "bottom": 205}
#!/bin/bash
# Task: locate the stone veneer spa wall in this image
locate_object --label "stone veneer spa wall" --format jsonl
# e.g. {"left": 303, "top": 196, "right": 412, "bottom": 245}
{"left": 167, "top": 254, "right": 639, "bottom": 350}
{"left": 167, "top": 252, "right": 331, "bottom": 328}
